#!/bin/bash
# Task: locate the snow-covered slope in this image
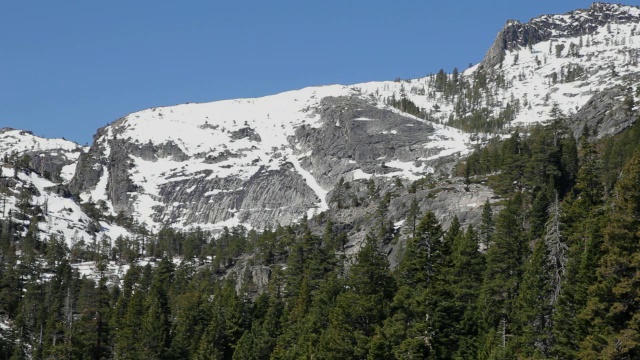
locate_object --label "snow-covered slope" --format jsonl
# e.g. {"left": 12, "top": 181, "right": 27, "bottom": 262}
{"left": 0, "top": 167, "right": 130, "bottom": 247}
{"left": 0, "top": 128, "right": 80, "bottom": 155}
{"left": 66, "top": 3, "right": 640, "bottom": 233}
{"left": 349, "top": 4, "right": 640, "bottom": 132}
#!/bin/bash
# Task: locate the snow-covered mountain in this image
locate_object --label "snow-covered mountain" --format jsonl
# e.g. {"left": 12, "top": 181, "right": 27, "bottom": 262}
{"left": 3, "top": 2, "right": 640, "bottom": 237}
{"left": 67, "top": 86, "right": 470, "bottom": 233}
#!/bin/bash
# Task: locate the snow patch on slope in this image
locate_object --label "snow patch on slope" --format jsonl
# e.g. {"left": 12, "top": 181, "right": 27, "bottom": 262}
{"left": 289, "top": 153, "right": 328, "bottom": 218}
{"left": 115, "top": 85, "right": 355, "bottom": 157}
{"left": 499, "top": 20, "right": 640, "bottom": 126}
{"left": 92, "top": 79, "right": 474, "bottom": 231}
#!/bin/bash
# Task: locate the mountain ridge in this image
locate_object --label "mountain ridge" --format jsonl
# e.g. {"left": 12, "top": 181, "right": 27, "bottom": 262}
{"left": 482, "top": 2, "right": 640, "bottom": 67}
{"left": 2, "top": 2, "right": 639, "bottom": 242}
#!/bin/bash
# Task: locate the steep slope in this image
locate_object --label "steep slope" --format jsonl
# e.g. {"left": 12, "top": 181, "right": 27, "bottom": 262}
{"left": 0, "top": 168, "right": 130, "bottom": 246}
{"left": 482, "top": 2, "right": 640, "bottom": 68}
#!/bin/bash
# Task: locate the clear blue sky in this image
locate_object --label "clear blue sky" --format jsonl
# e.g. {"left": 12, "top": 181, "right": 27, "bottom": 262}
{"left": 1, "top": 1, "right": 603, "bottom": 144}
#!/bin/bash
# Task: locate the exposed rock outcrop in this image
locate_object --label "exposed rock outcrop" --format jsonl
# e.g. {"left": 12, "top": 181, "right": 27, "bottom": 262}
{"left": 569, "top": 81, "right": 638, "bottom": 139}
{"left": 154, "top": 165, "right": 320, "bottom": 230}
{"left": 295, "top": 96, "right": 460, "bottom": 189}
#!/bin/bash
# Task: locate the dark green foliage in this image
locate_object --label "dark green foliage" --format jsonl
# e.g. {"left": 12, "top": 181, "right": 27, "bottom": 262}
{"left": 464, "top": 120, "right": 578, "bottom": 198}
{"left": 396, "top": 211, "right": 443, "bottom": 288}
{"left": 510, "top": 239, "right": 553, "bottom": 357}
{"left": 601, "top": 116, "right": 640, "bottom": 193}
{"left": 450, "top": 226, "right": 485, "bottom": 358}
{"left": 318, "top": 235, "right": 395, "bottom": 359}
{"left": 448, "top": 105, "right": 517, "bottom": 133}
{"left": 478, "top": 195, "right": 527, "bottom": 337}
{"left": 579, "top": 149, "right": 640, "bottom": 358}
{"left": 479, "top": 199, "right": 494, "bottom": 249}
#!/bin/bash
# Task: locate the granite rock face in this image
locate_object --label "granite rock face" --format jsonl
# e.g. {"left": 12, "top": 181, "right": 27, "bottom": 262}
{"left": 154, "top": 165, "right": 320, "bottom": 230}
{"left": 69, "top": 127, "right": 322, "bottom": 229}
{"left": 317, "top": 176, "right": 496, "bottom": 260}
{"left": 482, "top": 21, "right": 548, "bottom": 68}
{"left": 568, "top": 81, "right": 639, "bottom": 140}
{"left": 294, "top": 96, "right": 458, "bottom": 189}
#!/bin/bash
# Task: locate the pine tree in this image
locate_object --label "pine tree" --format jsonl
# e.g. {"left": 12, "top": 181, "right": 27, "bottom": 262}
{"left": 479, "top": 199, "right": 494, "bottom": 250}
{"left": 396, "top": 211, "right": 443, "bottom": 288}
{"left": 169, "top": 292, "right": 208, "bottom": 358}
{"left": 274, "top": 275, "right": 311, "bottom": 358}
{"left": 550, "top": 133, "right": 607, "bottom": 358}
{"left": 451, "top": 226, "right": 485, "bottom": 359}
{"left": 195, "top": 280, "right": 247, "bottom": 360}
{"left": 423, "top": 217, "right": 458, "bottom": 359}
{"left": 380, "top": 284, "right": 424, "bottom": 359}
{"left": 0, "top": 251, "right": 22, "bottom": 319}
{"left": 511, "top": 239, "right": 553, "bottom": 358}
{"left": 544, "top": 191, "right": 567, "bottom": 304}
{"left": 478, "top": 195, "right": 527, "bottom": 352}
{"left": 283, "top": 222, "right": 332, "bottom": 302}
{"left": 249, "top": 291, "right": 283, "bottom": 360}
{"left": 579, "top": 150, "right": 640, "bottom": 358}
{"left": 571, "top": 135, "right": 604, "bottom": 213}
{"left": 552, "top": 197, "right": 605, "bottom": 359}
{"left": 318, "top": 235, "right": 395, "bottom": 359}
{"left": 529, "top": 183, "right": 553, "bottom": 240}
{"left": 141, "top": 285, "right": 171, "bottom": 358}
{"left": 195, "top": 311, "right": 226, "bottom": 360}
{"left": 114, "top": 291, "right": 145, "bottom": 359}
{"left": 405, "top": 197, "right": 420, "bottom": 241}
{"left": 495, "top": 130, "right": 526, "bottom": 194}
{"left": 232, "top": 331, "right": 258, "bottom": 360}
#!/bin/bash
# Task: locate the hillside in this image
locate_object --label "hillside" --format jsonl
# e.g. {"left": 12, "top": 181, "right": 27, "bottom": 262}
{"left": 1, "top": 3, "right": 640, "bottom": 358}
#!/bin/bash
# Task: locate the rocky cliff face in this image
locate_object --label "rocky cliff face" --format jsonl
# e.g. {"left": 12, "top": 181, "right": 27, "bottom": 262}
{"left": 0, "top": 129, "right": 130, "bottom": 246}
{"left": 317, "top": 176, "right": 496, "bottom": 260}
{"left": 294, "top": 96, "right": 465, "bottom": 189}
{"left": 568, "top": 75, "right": 640, "bottom": 139}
